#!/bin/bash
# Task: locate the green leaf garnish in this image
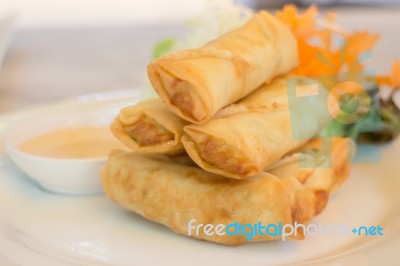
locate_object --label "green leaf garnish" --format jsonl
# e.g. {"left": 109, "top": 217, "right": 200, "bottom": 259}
{"left": 152, "top": 38, "right": 176, "bottom": 60}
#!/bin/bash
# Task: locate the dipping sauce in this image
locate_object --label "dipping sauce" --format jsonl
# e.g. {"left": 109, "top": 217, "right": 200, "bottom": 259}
{"left": 20, "top": 126, "right": 125, "bottom": 159}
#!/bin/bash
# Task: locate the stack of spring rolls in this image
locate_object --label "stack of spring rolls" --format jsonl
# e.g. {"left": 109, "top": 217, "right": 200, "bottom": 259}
{"left": 102, "top": 10, "right": 355, "bottom": 246}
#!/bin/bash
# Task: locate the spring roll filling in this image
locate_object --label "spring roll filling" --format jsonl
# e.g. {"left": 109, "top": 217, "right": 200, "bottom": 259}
{"left": 157, "top": 67, "right": 207, "bottom": 122}
{"left": 198, "top": 137, "right": 257, "bottom": 176}
{"left": 124, "top": 116, "right": 174, "bottom": 146}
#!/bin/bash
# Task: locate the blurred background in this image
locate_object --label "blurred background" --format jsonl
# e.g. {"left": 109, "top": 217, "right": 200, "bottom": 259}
{"left": 0, "top": 0, "right": 399, "bottom": 112}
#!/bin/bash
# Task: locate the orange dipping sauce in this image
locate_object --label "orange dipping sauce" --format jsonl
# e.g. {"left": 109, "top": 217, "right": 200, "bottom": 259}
{"left": 20, "top": 126, "right": 124, "bottom": 159}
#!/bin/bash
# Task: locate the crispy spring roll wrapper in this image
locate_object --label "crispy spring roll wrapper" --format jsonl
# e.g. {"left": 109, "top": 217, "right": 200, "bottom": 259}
{"left": 213, "top": 77, "right": 290, "bottom": 118}
{"left": 110, "top": 99, "right": 187, "bottom": 155}
{"left": 289, "top": 137, "right": 356, "bottom": 192}
{"left": 147, "top": 11, "right": 298, "bottom": 123}
{"left": 182, "top": 77, "right": 333, "bottom": 179}
{"left": 268, "top": 137, "right": 355, "bottom": 223}
{"left": 101, "top": 138, "right": 353, "bottom": 246}
{"left": 270, "top": 137, "right": 355, "bottom": 191}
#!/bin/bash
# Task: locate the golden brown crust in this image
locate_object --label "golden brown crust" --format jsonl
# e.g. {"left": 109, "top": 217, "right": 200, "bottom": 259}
{"left": 269, "top": 137, "right": 355, "bottom": 226}
{"left": 147, "top": 11, "right": 298, "bottom": 123}
{"left": 110, "top": 99, "right": 188, "bottom": 155}
{"left": 102, "top": 138, "right": 354, "bottom": 245}
{"left": 102, "top": 153, "right": 295, "bottom": 246}
{"left": 182, "top": 110, "right": 307, "bottom": 179}
{"left": 181, "top": 76, "right": 333, "bottom": 179}
{"left": 291, "top": 138, "right": 356, "bottom": 191}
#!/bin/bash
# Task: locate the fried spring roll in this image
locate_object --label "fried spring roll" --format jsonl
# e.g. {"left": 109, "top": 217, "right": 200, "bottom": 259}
{"left": 268, "top": 137, "right": 355, "bottom": 221}
{"left": 147, "top": 11, "right": 298, "bottom": 123}
{"left": 270, "top": 138, "right": 355, "bottom": 190}
{"left": 213, "top": 77, "right": 290, "bottom": 118}
{"left": 182, "top": 77, "right": 333, "bottom": 179}
{"left": 288, "top": 137, "right": 356, "bottom": 192}
{"left": 110, "top": 99, "right": 187, "bottom": 155}
{"left": 101, "top": 138, "right": 354, "bottom": 246}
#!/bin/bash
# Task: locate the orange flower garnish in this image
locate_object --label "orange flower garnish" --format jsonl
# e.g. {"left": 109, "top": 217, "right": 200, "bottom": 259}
{"left": 391, "top": 61, "right": 400, "bottom": 87}
{"left": 377, "top": 61, "right": 400, "bottom": 88}
{"left": 343, "top": 31, "right": 380, "bottom": 70}
{"left": 318, "top": 11, "right": 337, "bottom": 50}
{"left": 276, "top": 5, "right": 379, "bottom": 79}
{"left": 276, "top": 5, "right": 318, "bottom": 41}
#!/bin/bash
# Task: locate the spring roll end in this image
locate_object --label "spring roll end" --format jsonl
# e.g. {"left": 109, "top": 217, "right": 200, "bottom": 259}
{"left": 182, "top": 130, "right": 259, "bottom": 179}
{"left": 147, "top": 63, "right": 209, "bottom": 123}
{"left": 110, "top": 116, "right": 181, "bottom": 154}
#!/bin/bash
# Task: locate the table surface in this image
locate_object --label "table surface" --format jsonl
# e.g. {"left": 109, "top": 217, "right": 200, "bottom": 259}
{"left": 0, "top": 24, "right": 185, "bottom": 113}
{"left": 0, "top": 6, "right": 400, "bottom": 114}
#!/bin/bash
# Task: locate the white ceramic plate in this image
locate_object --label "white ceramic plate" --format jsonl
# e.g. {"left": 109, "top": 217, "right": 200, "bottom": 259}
{"left": 0, "top": 89, "right": 399, "bottom": 266}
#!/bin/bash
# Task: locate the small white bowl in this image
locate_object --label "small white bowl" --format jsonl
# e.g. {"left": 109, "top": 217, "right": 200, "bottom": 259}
{"left": 4, "top": 98, "right": 134, "bottom": 194}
